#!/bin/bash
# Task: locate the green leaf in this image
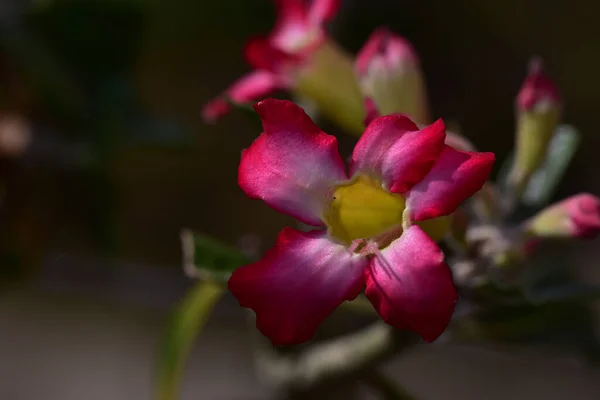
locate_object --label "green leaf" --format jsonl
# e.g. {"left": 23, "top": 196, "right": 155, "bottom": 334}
{"left": 180, "top": 229, "right": 250, "bottom": 282}
{"left": 498, "top": 125, "right": 580, "bottom": 207}
{"left": 521, "top": 125, "right": 580, "bottom": 206}
{"left": 155, "top": 280, "right": 225, "bottom": 400}
{"left": 223, "top": 96, "right": 255, "bottom": 114}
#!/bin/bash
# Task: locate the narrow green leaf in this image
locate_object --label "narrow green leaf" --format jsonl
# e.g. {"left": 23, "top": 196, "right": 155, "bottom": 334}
{"left": 181, "top": 229, "right": 250, "bottom": 282}
{"left": 155, "top": 280, "right": 225, "bottom": 400}
{"left": 522, "top": 125, "right": 580, "bottom": 206}
{"left": 498, "top": 125, "right": 580, "bottom": 207}
{"left": 222, "top": 96, "right": 263, "bottom": 129}
{"left": 223, "top": 96, "right": 255, "bottom": 114}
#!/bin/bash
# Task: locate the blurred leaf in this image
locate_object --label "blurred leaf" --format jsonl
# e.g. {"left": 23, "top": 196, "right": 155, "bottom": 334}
{"left": 521, "top": 125, "right": 580, "bottom": 206}
{"left": 181, "top": 229, "right": 250, "bottom": 282}
{"left": 223, "top": 96, "right": 263, "bottom": 129}
{"left": 155, "top": 280, "right": 225, "bottom": 400}
{"left": 223, "top": 96, "right": 255, "bottom": 114}
{"left": 498, "top": 125, "right": 580, "bottom": 208}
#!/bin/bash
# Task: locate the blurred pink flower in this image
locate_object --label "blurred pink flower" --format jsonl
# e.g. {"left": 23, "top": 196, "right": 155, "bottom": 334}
{"left": 202, "top": 0, "right": 341, "bottom": 122}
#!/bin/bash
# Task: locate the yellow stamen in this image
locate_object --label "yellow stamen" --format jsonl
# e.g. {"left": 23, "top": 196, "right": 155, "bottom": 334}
{"left": 323, "top": 175, "right": 405, "bottom": 244}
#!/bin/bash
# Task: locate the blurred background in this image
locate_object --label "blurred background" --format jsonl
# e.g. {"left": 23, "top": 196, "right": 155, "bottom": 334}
{"left": 1, "top": 0, "right": 600, "bottom": 399}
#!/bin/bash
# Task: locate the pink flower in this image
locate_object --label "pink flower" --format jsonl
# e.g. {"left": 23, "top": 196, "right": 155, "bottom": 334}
{"left": 202, "top": 0, "right": 341, "bottom": 122}
{"left": 524, "top": 193, "right": 600, "bottom": 239}
{"left": 355, "top": 28, "right": 429, "bottom": 124}
{"left": 228, "top": 99, "right": 495, "bottom": 345}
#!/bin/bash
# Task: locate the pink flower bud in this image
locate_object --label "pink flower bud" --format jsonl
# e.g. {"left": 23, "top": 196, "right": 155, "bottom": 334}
{"left": 508, "top": 58, "right": 562, "bottom": 194}
{"left": 355, "top": 28, "right": 429, "bottom": 124}
{"left": 516, "top": 58, "right": 561, "bottom": 113}
{"left": 524, "top": 193, "right": 600, "bottom": 239}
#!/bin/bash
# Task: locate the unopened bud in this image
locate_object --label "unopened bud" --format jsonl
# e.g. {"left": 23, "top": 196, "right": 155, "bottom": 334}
{"left": 524, "top": 193, "right": 600, "bottom": 239}
{"left": 355, "top": 28, "right": 429, "bottom": 124}
{"left": 508, "top": 58, "right": 561, "bottom": 195}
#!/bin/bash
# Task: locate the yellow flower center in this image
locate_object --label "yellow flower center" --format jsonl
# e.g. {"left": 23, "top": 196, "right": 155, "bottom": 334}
{"left": 323, "top": 175, "right": 452, "bottom": 245}
{"left": 323, "top": 175, "right": 405, "bottom": 244}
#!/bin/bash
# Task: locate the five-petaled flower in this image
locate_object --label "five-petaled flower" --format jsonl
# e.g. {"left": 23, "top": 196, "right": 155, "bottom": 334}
{"left": 202, "top": 0, "right": 344, "bottom": 122}
{"left": 228, "top": 99, "right": 495, "bottom": 345}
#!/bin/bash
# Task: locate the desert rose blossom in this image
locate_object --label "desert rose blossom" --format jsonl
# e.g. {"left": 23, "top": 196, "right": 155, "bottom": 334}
{"left": 524, "top": 193, "right": 600, "bottom": 239}
{"left": 355, "top": 27, "right": 430, "bottom": 125}
{"left": 202, "top": 0, "right": 365, "bottom": 133}
{"left": 508, "top": 58, "right": 561, "bottom": 196}
{"left": 228, "top": 99, "right": 495, "bottom": 345}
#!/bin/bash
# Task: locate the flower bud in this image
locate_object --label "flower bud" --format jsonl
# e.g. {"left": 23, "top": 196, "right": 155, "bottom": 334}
{"left": 355, "top": 28, "right": 429, "bottom": 124}
{"left": 524, "top": 193, "right": 600, "bottom": 239}
{"left": 508, "top": 58, "right": 561, "bottom": 195}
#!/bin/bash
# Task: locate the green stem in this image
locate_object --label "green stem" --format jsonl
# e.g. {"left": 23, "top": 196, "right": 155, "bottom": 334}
{"left": 155, "top": 280, "right": 225, "bottom": 400}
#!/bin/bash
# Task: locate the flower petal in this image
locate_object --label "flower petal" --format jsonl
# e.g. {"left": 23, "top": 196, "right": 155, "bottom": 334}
{"left": 355, "top": 28, "right": 388, "bottom": 76}
{"left": 239, "top": 99, "right": 347, "bottom": 226}
{"left": 244, "top": 37, "right": 299, "bottom": 72}
{"left": 355, "top": 27, "right": 418, "bottom": 77}
{"left": 274, "top": 0, "right": 308, "bottom": 24}
{"left": 271, "top": 0, "right": 311, "bottom": 53}
{"left": 228, "top": 227, "right": 368, "bottom": 345}
{"left": 350, "top": 116, "right": 446, "bottom": 193}
{"left": 308, "top": 0, "right": 341, "bottom": 24}
{"left": 365, "top": 225, "right": 457, "bottom": 342}
{"left": 202, "top": 71, "right": 283, "bottom": 123}
{"left": 407, "top": 145, "right": 495, "bottom": 221}
{"left": 363, "top": 97, "right": 380, "bottom": 126}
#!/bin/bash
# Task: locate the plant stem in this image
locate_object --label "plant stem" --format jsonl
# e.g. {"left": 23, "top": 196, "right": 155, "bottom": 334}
{"left": 251, "top": 318, "right": 419, "bottom": 391}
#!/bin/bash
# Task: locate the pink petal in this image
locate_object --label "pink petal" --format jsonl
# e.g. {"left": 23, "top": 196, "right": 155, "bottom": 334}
{"left": 228, "top": 227, "right": 368, "bottom": 345}
{"left": 202, "top": 71, "right": 283, "bottom": 123}
{"left": 244, "top": 37, "right": 299, "bottom": 72}
{"left": 355, "top": 28, "right": 388, "bottom": 76}
{"left": 365, "top": 225, "right": 458, "bottom": 342}
{"left": 350, "top": 116, "right": 446, "bottom": 193}
{"left": 239, "top": 99, "right": 347, "bottom": 226}
{"left": 363, "top": 97, "right": 380, "bottom": 126}
{"left": 274, "top": 0, "right": 308, "bottom": 23}
{"left": 568, "top": 194, "right": 600, "bottom": 238}
{"left": 407, "top": 145, "right": 495, "bottom": 221}
{"left": 271, "top": 0, "right": 312, "bottom": 53}
{"left": 307, "top": 0, "right": 341, "bottom": 24}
